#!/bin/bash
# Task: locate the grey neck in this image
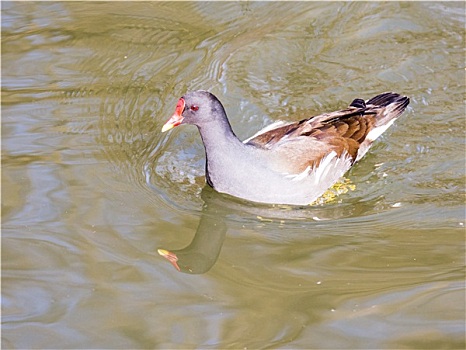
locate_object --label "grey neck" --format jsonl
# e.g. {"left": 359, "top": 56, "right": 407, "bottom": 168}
{"left": 197, "top": 118, "right": 245, "bottom": 155}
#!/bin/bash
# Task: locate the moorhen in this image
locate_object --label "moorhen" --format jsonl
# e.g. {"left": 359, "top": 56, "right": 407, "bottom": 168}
{"left": 162, "top": 91, "right": 409, "bottom": 205}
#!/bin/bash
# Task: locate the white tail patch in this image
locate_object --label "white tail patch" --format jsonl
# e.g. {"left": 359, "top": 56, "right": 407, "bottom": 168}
{"left": 358, "top": 118, "right": 397, "bottom": 163}
{"left": 366, "top": 116, "right": 397, "bottom": 142}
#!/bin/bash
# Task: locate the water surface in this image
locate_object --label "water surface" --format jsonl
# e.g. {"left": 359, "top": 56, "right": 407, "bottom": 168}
{"left": 2, "top": 2, "right": 465, "bottom": 349}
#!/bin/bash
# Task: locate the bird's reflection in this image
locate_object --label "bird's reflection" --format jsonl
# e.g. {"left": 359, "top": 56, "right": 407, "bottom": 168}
{"left": 158, "top": 187, "right": 229, "bottom": 274}
{"left": 158, "top": 184, "right": 363, "bottom": 274}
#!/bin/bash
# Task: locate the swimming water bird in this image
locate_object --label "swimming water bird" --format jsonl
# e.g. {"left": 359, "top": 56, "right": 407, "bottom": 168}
{"left": 162, "top": 91, "right": 409, "bottom": 205}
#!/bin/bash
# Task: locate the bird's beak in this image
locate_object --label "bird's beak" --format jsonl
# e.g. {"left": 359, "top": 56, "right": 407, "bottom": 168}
{"left": 158, "top": 249, "right": 181, "bottom": 271}
{"left": 162, "top": 98, "right": 185, "bottom": 132}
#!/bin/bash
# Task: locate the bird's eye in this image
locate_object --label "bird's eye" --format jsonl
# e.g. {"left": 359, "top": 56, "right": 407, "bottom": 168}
{"left": 190, "top": 105, "right": 199, "bottom": 111}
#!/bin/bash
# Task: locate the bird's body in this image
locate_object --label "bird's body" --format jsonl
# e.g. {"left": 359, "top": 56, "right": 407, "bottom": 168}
{"left": 162, "top": 91, "right": 409, "bottom": 205}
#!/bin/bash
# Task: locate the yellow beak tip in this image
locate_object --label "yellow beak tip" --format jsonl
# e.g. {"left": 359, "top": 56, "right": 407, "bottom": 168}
{"left": 161, "top": 124, "right": 174, "bottom": 133}
{"left": 157, "top": 249, "right": 169, "bottom": 256}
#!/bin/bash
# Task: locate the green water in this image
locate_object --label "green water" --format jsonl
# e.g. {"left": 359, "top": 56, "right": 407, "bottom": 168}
{"left": 2, "top": 2, "right": 465, "bottom": 349}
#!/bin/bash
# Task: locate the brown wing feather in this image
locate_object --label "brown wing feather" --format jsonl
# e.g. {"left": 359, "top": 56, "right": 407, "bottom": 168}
{"left": 245, "top": 93, "right": 409, "bottom": 174}
{"left": 246, "top": 107, "right": 374, "bottom": 165}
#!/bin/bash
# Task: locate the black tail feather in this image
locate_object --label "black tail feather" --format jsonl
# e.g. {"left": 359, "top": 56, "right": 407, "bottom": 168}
{"left": 367, "top": 92, "right": 410, "bottom": 122}
{"left": 367, "top": 92, "right": 409, "bottom": 110}
{"left": 350, "top": 98, "right": 366, "bottom": 109}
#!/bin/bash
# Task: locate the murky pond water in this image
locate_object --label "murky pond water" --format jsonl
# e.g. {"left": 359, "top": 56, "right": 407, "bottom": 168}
{"left": 2, "top": 2, "right": 465, "bottom": 349}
